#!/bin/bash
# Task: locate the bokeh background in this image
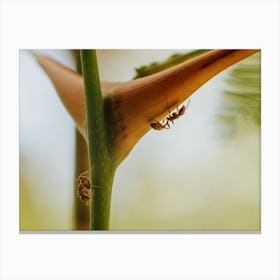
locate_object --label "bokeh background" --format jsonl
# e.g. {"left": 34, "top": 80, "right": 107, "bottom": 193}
{"left": 19, "top": 49, "right": 261, "bottom": 231}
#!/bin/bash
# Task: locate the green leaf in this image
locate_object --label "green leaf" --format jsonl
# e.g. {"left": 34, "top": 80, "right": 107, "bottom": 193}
{"left": 133, "top": 49, "right": 212, "bottom": 79}
{"left": 218, "top": 51, "right": 261, "bottom": 134}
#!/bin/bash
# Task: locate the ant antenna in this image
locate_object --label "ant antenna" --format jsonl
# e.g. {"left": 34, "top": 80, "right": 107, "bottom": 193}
{"left": 164, "top": 95, "right": 172, "bottom": 115}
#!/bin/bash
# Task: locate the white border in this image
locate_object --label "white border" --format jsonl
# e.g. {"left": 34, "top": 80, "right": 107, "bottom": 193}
{"left": 1, "top": 1, "right": 279, "bottom": 279}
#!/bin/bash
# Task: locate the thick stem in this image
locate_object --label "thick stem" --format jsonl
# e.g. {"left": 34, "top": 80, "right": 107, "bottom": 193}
{"left": 80, "top": 50, "right": 116, "bottom": 230}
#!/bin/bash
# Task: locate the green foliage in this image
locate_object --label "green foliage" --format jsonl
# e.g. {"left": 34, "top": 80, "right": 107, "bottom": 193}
{"left": 134, "top": 49, "right": 211, "bottom": 79}
{"left": 218, "top": 51, "right": 261, "bottom": 134}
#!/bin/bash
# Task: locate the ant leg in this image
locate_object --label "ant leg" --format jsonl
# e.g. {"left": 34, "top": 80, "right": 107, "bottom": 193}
{"left": 163, "top": 119, "right": 170, "bottom": 129}
{"left": 92, "top": 185, "right": 102, "bottom": 189}
{"left": 78, "top": 170, "right": 89, "bottom": 177}
{"left": 77, "top": 166, "right": 95, "bottom": 178}
{"left": 164, "top": 95, "right": 173, "bottom": 117}
{"left": 76, "top": 165, "right": 96, "bottom": 184}
{"left": 186, "top": 98, "right": 190, "bottom": 109}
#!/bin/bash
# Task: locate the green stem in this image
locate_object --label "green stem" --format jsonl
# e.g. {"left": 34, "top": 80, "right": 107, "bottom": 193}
{"left": 80, "top": 50, "right": 116, "bottom": 230}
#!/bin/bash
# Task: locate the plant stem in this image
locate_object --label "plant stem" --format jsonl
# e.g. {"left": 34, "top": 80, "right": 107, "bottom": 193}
{"left": 73, "top": 129, "right": 90, "bottom": 230}
{"left": 72, "top": 50, "right": 90, "bottom": 230}
{"left": 80, "top": 50, "right": 116, "bottom": 230}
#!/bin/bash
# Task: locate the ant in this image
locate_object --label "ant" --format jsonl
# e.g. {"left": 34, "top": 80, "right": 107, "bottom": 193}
{"left": 150, "top": 98, "right": 190, "bottom": 130}
{"left": 76, "top": 170, "right": 92, "bottom": 206}
{"left": 76, "top": 169, "right": 100, "bottom": 206}
{"left": 166, "top": 99, "right": 190, "bottom": 124}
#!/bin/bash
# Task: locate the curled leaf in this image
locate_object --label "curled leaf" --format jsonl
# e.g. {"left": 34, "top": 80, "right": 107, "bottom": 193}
{"left": 36, "top": 49, "right": 259, "bottom": 164}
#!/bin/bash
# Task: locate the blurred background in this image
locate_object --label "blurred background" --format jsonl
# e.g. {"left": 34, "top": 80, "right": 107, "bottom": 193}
{"left": 19, "top": 49, "right": 260, "bottom": 231}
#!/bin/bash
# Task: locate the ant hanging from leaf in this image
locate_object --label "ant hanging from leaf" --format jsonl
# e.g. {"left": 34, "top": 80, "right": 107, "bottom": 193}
{"left": 150, "top": 97, "right": 190, "bottom": 130}
{"left": 166, "top": 98, "right": 190, "bottom": 124}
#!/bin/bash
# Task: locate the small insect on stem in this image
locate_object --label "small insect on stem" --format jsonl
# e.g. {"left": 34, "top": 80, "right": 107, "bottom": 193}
{"left": 76, "top": 169, "right": 101, "bottom": 207}
{"left": 76, "top": 170, "right": 92, "bottom": 206}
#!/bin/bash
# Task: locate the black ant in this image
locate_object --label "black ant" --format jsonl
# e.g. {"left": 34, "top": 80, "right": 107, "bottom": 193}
{"left": 150, "top": 98, "right": 190, "bottom": 130}
{"left": 166, "top": 99, "right": 190, "bottom": 124}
